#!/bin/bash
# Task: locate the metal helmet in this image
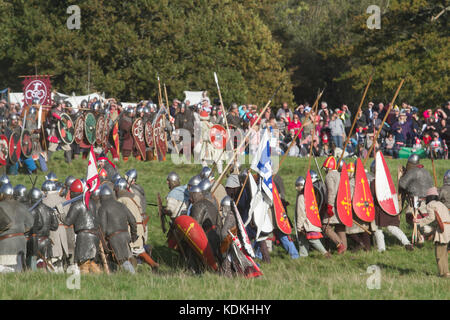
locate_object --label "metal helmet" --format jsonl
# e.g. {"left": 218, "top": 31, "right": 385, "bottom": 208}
{"left": 111, "top": 173, "right": 122, "bottom": 184}
{"left": 55, "top": 182, "right": 64, "bottom": 192}
{"left": 126, "top": 107, "right": 135, "bottom": 117}
{"left": 238, "top": 168, "right": 249, "bottom": 184}
{"left": 32, "top": 97, "right": 40, "bottom": 105}
{"left": 70, "top": 179, "right": 84, "bottom": 194}
{"left": 0, "top": 183, "right": 14, "bottom": 198}
{"left": 99, "top": 185, "right": 113, "bottom": 199}
{"left": 13, "top": 184, "right": 27, "bottom": 202}
{"left": 188, "top": 175, "right": 202, "bottom": 188}
{"left": 200, "top": 166, "right": 213, "bottom": 180}
{"left": 143, "top": 106, "right": 150, "bottom": 114}
{"left": 337, "top": 159, "right": 345, "bottom": 172}
{"left": 45, "top": 171, "right": 58, "bottom": 182}
{"left": 407, "top": 154, "right": 420, "bottom": 165}
{"left": 444, "top": 169, "right": 450, "bottom": 186}
{"left": 29, "top": 187, "right": 43, "bottom": 203}
{"left": 80, "top": 100, "right": 88, "bottom": 108}
{"left": 114, "top": 178, "right": 128, "bottom": 192}
{"left": 0, "top": 174, "right": 10, "bottom": 187}
{"left": 310, "top": 170, "right": 319, "bottom": 183}
{"left": 41, "top": 180, "right": 57, "bottom": 192}
{"left": 66, "top": 101, "right": 72, "bottom": 108}
{"left": 322, "top": 156, "right": 336, "bottom": 170}
{"left": 198, "top": 179, "right": 212, "bottom": 192}
{"left": 189, "top": 185, "right": 202, "bottom": 195}
{"left": 220, "top": 196, "right": 232, "bottom": 208}
{"left": 295, "top": 176, "right": 306, "bottom": 189}
{"left": 136, "top": 105, "right": 144, "bottom": 114}
{"left": 370, "top": 160, "right": 376, "bottom": 174}
{"left": 92, "top": 188, "right": 101, "bottom": 199}
{"left": 9, "top": 113, "right": 19, "bottom": 121}
{"left": 125, "top": 169, "right": 137, "bottom": 183}
{"left": 65, "top": 176, "right": 76, "bottom": 189}
{"left": 167, "top": 171, "right": 180, "bottom": 184}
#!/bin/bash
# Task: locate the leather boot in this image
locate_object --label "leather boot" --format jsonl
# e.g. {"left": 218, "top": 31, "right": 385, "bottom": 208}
{"left": 89, "top": 260, "right": 102, "bottom": 274}
{"left": 79, "top": 261, "right": 90, "bottom": 274}
{"left": 138, "top": 252, "right": 159, "bottom": 269}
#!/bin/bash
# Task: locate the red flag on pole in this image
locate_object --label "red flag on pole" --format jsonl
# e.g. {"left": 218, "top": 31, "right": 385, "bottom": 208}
{"left": 84, "top": 146, "right": 99, "bottom": 209}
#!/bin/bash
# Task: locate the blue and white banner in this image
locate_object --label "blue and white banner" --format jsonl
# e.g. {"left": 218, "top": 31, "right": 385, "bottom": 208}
{"left": 251, "top": 128, "right": 273, "bottom": 201}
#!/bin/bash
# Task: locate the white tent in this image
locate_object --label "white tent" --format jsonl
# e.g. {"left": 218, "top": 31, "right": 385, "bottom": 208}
{"left": 184, "top": 91, "right": 204, "bottom": 106}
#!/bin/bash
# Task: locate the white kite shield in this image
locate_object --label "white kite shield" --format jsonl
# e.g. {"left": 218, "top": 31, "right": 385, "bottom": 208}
{"left": 375, "top": 151, "right": 400, "bottom": 216}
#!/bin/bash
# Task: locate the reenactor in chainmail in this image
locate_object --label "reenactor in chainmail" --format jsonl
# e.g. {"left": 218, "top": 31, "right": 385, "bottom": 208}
{"left": 399, "top": 154, "right": 434, "bottom": 244}
{"left": 438, "top": 170, "right": 450, "bottom": 209}
{"left": 26, "top": 187, "right": 58, "bottom": 270}
{"left": 46, "top": 98, "right": 72, "bottom": 163}
{"left": 97, "top": 185, "right": 137, "bottom": 273}
{"left": 322, "top": 156, "right": 347, "bottom": 254}
{"left": 97, "top": 152, "right": 118, "bottom": 181}
{"left": 164, "top": 172, "right": 189, "bottom": 219}
{"left": 0, "top": 183, "right": 34, "bottom": 272}
{"left": 41, "top": 177, "right": 72, "bottom": 272}
{"left": 119, "top": 108, "right": 139, "bottom": 162}
{"left": 114, "top": 178, "right": 158, "bottom": 269}
{"left": 124, "top": 169, "right": 149, "bottom": 241}
{"left": 189, "top": 185, "right": 222, "bottom": 264}
{"left": 310, "top": 170, "right": 327, "bottom": 221}
{"left": 59, "top": 179, "right": 102, "bottom": 274}
{"left": 198, "top": 178, "right": 219, "bottom": 210}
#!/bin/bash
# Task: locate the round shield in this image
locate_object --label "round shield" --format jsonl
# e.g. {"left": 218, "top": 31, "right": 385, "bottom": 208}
{"left": 0, "top": 135, "right": 8, "bottom": 166}
{"left": 96, "top": 115, "right": 105, "bottom": 145}
{"left": 57, "top": 113, "right": 75, "bottom": 145}
{"left": 21, "top": 130, "right": 33, "bottom": 158}
{"left": 8, "top": 132, "right": 21, "bottom": 164}
{"left": 145, "top": 121, "right": 153, "bottom": 147}
{"left": 84, "top": 113, "right": 96, "bottom": 145}
{"left": 74, "top": 115, "right": 85, "bottom": 145}
{"left": 209, "top": 124, "right": 228, "bottom": 149}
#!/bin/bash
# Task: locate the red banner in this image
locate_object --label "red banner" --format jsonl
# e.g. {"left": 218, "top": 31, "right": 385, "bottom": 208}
{"left": 22, "top": 75, "right": 52, "bottom": 106}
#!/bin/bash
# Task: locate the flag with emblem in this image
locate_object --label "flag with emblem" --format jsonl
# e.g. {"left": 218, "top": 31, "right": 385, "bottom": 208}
{"left": 84, "top": 146, "right": 99, "bottom": 209}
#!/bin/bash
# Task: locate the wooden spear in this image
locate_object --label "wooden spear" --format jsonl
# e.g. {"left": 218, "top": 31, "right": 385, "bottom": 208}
{"left": 337, "top": 73, "right": 374, "bottom": 165}
{"left": 214, "top": 72, "right": 230, "bottom": 133}
{"left": 236, "top": 169, "right": 251, "bottom": 204}
{"left": 363, "top": 78, "right": 405, "bottom": 166}
{"left": 211, "top": 83, "right": 284, "bottom": 193}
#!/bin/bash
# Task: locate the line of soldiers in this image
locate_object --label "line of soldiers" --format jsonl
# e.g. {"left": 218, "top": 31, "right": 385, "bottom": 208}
{"left": 161, "top": 155, "right": 449, "bottom": 278}
{"left": 0, "top": 97, "right": 170, "bottom": 177}
{"left": 0, "top": 164, "right": 158, "bottom": 274}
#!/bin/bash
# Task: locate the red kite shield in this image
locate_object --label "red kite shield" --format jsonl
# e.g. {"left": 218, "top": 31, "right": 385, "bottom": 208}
{"left": 132, "top": 118, "right": 146, "bottom": 160}
{"left": 8, "top": 132, "right": 21, "bottom": 164}
{"left": 353, "top": 158, "right": 375, "bottom": 222}
{"left": 305, "top": 170, "right": 322, "bottom": 228}
{"left": 173, "top": 215, "right": 218, "bottom": 271}
{"left": 375, "top": 151, "right": 400, "bottom": 216}
{"left": 153, "top": 114, "right": 166, "bottom": 161}
{"left": 0, "top": 135, "right": 8, "bottom": 166}
{"left": 209, "top": 124, "right": 228, "bottom": 149}
{"left": 273, "top": 183, "right": 292, "bottom": 235}
{"left": 336, "top": 163, "right": 353, "bottom": 227}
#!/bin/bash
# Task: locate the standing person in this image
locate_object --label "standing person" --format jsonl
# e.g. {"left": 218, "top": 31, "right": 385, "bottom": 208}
{"left": 59, "top": 179, "right": 102, "bottom": 274}
{"left": 97, "top": 185, "right": 137, "bottom": 273}
{"left": 318, "top": 102, "right": 332, "bottom": 125}
{"left": 276, "top": 102, "right": 293, "bottom": 135}
{"left": 341, "top": 104, "right": 352, "bottom": 137}
{"left": 226, "top": 104, "right": 242, "bottom": 130}
{"left": 414, "top": 187, "right": 449, "bottom": 278}
{"left": 294, "top": 176, "right": 331, "bottom": 258}
{"left": 322, "top": 156, "right": 347, "bottom": 254}
{"left": 118, "top": 108, "right": 138, "bottom": 162}
{"left": 41, "top": 179, "right": 72, "bottom": 273}
{"left": 329, "top": 112, "right": 345, "bottom": 149}
{"left": 0, "top": 183, "right": 34, "bottom": 272}
{"left": 114, "top": 179, "right": 158, "bottom": 269}
{"left": 46, "top": 99, "right": 73, "bottom": 163}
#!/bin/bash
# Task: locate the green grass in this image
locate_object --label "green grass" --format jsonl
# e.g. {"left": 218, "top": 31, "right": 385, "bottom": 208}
{"left": 1, "top": 152, "right": 449, "bottom": 300}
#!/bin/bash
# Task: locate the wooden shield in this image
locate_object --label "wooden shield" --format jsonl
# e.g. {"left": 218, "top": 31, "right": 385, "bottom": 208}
{"left": 353, "top": 158, "right": 375, "bottom": 222}
{"left": 74, "top": 115, "right": 85, "bottom": 145}
{"left": 273, "top": 183, "right": 292, "bottom": 235}
{"left": 95, "top": 115, "right": 105, "bottom": 145}
{"left": 0, "top": 135, "right": 8, "bottom": 166}
{"left": 375, "top": 151, "right": 400, "bottom": 216}
{"left": 173, "top": 215, "right": 218, "bottom": 271}
{"left": 21, "top": 129, "right": 33, "bottom": 158}
{"left": 153, "top": 114, "right": 166, "bottom": 161}
{"left": 305, "top": 170, "right": 322, "bottom": 228}
{"left": 144, "top": 121, "right": 153, "bottom": 147}
{"left": 84, "top": 112, "right": 96, "bottom": 145}
{"left": 209, "top": 124, "right": 228, "bottom": 149}
{"left": 8, "top": 132, "right": 21, "bottom": 164}
{"left": 336, "top": 163, "right": 353, "bottom": 227}
{"left": 101, "top": 117, "right": 111, "bottom": 151}
{"left": 57, "top": 113, "right": 75, "bottom": 145}
{"left": 132, "top": 118, "right": 146, "bottom": 160}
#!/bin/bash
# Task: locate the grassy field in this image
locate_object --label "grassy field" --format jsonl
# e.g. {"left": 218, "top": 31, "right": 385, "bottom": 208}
{"left": 1, "top": 152, "right": 449, "bottom": 300}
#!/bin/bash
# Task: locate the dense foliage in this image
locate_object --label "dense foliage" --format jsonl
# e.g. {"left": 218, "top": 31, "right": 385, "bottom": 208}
{"left": 0, "top": 0, "right": 448, "bottom": 111}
